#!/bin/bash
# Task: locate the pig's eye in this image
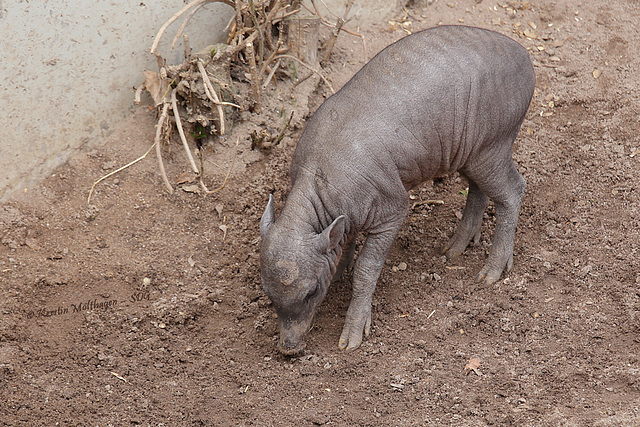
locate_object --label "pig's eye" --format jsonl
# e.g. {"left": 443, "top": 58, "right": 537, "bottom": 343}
{"left": 306, "top": 283, "right": 319, "bottom": 301}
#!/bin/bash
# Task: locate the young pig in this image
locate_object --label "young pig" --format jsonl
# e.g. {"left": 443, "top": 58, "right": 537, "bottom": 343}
{"left": 260, "top": 25, "right": 535, "bottom": 355}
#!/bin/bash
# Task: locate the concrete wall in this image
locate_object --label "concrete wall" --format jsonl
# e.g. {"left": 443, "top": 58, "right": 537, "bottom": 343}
{"left": 0, "top": 0, "right": 399, "bottom": 201}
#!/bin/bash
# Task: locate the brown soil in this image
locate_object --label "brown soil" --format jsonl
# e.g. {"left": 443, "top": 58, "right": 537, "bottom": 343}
{"left": 2, "top": 0, "right": 640, "bottom": 425}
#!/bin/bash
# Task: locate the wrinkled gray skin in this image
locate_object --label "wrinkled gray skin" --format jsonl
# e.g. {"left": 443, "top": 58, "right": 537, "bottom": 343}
{"left": 260, "top": 25, "right": 535, "bottom": 355}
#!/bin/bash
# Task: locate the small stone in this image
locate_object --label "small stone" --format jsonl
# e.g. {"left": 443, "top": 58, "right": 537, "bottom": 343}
{"left": 579, "top": 265, "right": 593, "bottom": 277}
{"left": 102, "top": 161, "right": 117, "bottom": 170}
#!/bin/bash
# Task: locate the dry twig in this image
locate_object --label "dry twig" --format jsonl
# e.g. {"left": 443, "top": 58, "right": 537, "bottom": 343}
{"left": 171, "top": 87, "right": 201, "bottom": 175}
{"left": 155, "top": 102, "right": 173, "bottom": 193}
{"left": 87, "top": 141, "right": 160, "bottom": 204}
{"left": 151, "top": 0, "right": 234, "bottom": 55}
{"left": 274, "top": 54, "right": 335, "bottom": 93}
{"left": 197, "top": 60, "right": 226, "bottom": 135}
{"left": 170, "top": 2, "right": 208, "bottom": 52}
{"left": 200, "top": 138, "right": 239, "bottom": 194}
{"left": 307, "top": 0, "right": 367, "bottom": 62}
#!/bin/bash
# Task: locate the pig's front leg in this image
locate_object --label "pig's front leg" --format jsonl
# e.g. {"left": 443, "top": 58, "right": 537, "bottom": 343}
{"left": 338, "top": 219, "right": 404, "bottom": 351}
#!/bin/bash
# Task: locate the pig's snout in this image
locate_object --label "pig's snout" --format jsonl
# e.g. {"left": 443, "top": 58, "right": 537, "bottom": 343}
{"left": 276, "top": 317, "right": 313, "bottom": 356}
{"left": 277, "top": 337, "right": 306, "bottom": 356}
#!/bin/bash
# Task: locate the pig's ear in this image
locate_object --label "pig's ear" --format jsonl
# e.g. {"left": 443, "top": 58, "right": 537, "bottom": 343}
{"left": 260, "top": 194, "right": 275, "bottom": 238}
{"left": 318, "top": 215, "right": 345, "bottom": 254}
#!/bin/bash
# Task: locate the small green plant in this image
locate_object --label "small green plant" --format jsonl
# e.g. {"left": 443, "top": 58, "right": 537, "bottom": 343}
{"left": 459, "top": 188, "right": 469, "bottom": 197}
{"left": 191, "top": 124, "right": 208, "bottom": 141}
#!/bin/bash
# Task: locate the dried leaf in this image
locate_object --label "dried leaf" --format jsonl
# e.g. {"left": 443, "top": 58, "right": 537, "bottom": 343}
{"left": 177, "top": 171, "right": 197, "bottom": 185}
{"left": 25, "top": 237, "right": 41, "bottom": 251}
{"left": 181, "top": 184, "right": 201, "bottom": 194}
{"left": 219, "top": 224, "right": 228, "bottom": 240}
{"left": 464, "top": 358, "right": 482, "bottom": 376}
{"left": 142, "top": 70, "right": 166, "bottom": 106}
{"left": 215, "top": 204, "right": 224, "bottom": 218}
{"left": 552, "top": 38, "right": 567, "bottom": 48}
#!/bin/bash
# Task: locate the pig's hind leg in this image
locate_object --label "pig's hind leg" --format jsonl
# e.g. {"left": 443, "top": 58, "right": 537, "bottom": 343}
{"left": 466, "top": 154, "right": 526, "bottom": 286}
{"left": 442, "top": 179, "right": 488, "bottom": 259}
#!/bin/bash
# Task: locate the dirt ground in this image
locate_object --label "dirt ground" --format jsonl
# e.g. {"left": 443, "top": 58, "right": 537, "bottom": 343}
{"left": 2, "top": 0, "right": 640, "bottom": 425}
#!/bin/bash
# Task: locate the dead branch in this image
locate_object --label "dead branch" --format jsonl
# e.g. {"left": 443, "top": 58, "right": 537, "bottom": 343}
{"left": 308, "top": 0, "right": 367, "bottom": 62}
{"left": 87, "top": 138, "right": 160, "bottom": 203}
{"left": 246, "top": 41, "right": 261, "bottom": 111}
{"left": 337, "top": 26, "right": 367, "bottom": 61}
{"left": 196, "top": 59, "right": 227, "bottom": 135}
{"left": 262, "top": 58, "right": 281, "bottom": 89}
{"left": 134, "top": 84, "right": 145, "bottom": 105}
{"left": 321, "top": 0, "right": 355, "bottom": 65}
{"left": 155, "top": 102, "right": 173, "bottom": 194}
{"left": 151, "top": 0, "right": 236, "bottom": 55}
{"left": 137, "top": 0, "right": 352, "bottom": 197}
{"left": 183, "top": 34, "right": 192, "bottom": 60}
{"left": 272, "top": 8, "right": 301, "bottom": 24}
{"left": 259, "top": 25, "right": 284, "bottom": 77}
{"left": 170, "top": 2, "right": 207, "bottom": 52}
{"left": 151, "top": 0, "right": 206, "bottom": 55}
{"left": 274, "top": 111, "right": 294, "bottom": 145}
{"left": 171, "top": 87, "right": 201, "bottom": 175}
{"left": 411, "top": 200, "right": 445, "bottom": 210}
{"left": 274, "top": 54, "right": 335, "bottom": 93}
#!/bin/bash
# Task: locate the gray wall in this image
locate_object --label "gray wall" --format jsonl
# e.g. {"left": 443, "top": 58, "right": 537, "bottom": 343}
{"left": 0, "top": 0, "right": 398, "bottom": 201}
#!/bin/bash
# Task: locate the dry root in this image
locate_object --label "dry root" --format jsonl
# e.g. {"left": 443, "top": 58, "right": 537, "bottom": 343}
{"left": 131, "top": 0, "right": 352, "bottom": 197}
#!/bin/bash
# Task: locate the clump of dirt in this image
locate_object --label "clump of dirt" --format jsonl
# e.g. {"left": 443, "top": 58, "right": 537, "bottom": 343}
{"left": 2, "top": 0, "right": 640, "bottom": 425}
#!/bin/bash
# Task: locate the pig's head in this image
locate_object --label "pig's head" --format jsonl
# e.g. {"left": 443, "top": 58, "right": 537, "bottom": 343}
{"left": 259, "top": 195, "right": 345, "bottom": 356}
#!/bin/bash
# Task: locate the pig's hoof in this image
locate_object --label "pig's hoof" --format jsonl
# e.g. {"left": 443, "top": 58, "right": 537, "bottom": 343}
{"left": 441, "top": 238, "right": 464, "bottom": 259}
{"left": 337, "top": 312, "right": 372, "bottom": 351}
{"left": 442, "top": 229, "right": 481, "bottom": 259}
{"left": 475, "top": 268, "right": 502, "bottom": 286}
{"left": 442, "top": 246, "right": 463, "bottom": 260}
{"left": 476, "top": 255, "right": 513, "bottom": 286}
